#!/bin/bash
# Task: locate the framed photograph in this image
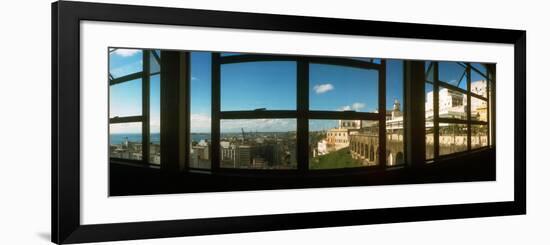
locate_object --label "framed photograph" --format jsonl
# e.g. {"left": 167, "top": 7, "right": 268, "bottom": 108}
{"left": 52, "top": 1, "right": 526, "bottom": 244}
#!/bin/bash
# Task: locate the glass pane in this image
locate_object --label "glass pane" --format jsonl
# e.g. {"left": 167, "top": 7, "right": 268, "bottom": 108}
{"left": 471, "top": 63, "right": 487, "bottom": 84}
{"left": 471, "top": 78, "right": 488, "bottom": 98}
{"left": 109, "top": 78, "right": 142, "bottom": 118}
{"left": 438, "top": 61, "right": 467, "bottom": 90}
{"left": 309, "top": 119, "right": 378, "bottom": 169}
{"left": 386, "top": 60, "right": 404, "bottom": 166}
{"left": 471, "top": 97, "right": 488, "bottom": 122}
{"left": 438, "top": 87, "right": 467, "bottom": 120}
{"left": 425, "top": 83, "right": 434, "bottom": 159}
{"left": 439, "top": 123, "right": 468, "bottom": 156}
{"left": 220, "top": 52, "right": 243, "bottom": 56}
{"left": 190, "top": 52, "right": 212, "bottom": 169}
{"left": 109, "top": 48, "right": 143, "bottom": 78}
{"left": 110, "top": 122, "right": 143, "bottom": 160}
{"left": 150, "top": 74, "right": 161, "bottom": 165}
{"left": 425, "top": 61, "right": 434, "bottom": 82}
{"left": 150, "top": 50, "right": 161, "bottom": 74}
{"left": 309, "top": 63, "right": 378, "bottom": 112}
{"left": 220, "top": 119, "right": 297, "bottom": 169}
{"left": 472, "top": 124, "right": 489, "bottom": 149}
{"left": 348, "top": 57, "right": 380, "bottom": 64}
{"left": 221, "top": 61, "right": 296, "bottom": 111}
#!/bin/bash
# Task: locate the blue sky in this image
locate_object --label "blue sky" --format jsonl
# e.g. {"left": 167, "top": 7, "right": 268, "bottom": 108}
{"left": 109, "top": 49, "right": 404, "bottom": 133}
{"left": 425, "top": 61, "right": 488, "bottom": 96}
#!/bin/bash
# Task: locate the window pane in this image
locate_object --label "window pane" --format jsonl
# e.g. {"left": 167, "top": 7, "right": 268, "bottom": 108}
{"left": 425, "top": 83, "right": 434, "bottom": 159}
{"left": 439, "top": 123, "right": 468, "bottom": 156}
{"left": 220, "top": 52, "right": 243, "bottom": 56}
{"left": 471, "top": 79, "right": 488, "bottom": 98}
{"left": 438, "top": 61, "right": 467, "bottom": 90}
{"left": 109, "top": 48, "right": 143, "bottom": 78}
{"left": 438, "top": 87, "right": 467, "bottom": 120}
{"left": 110, "top": 122, "right": 143, "bottom": 160}
{"left": 425, "top": 61, "right": 434, "bottom": 82}
{"left": 348, "top": 57, "right": 380, "bottom": 64}
{"left": 386, "top": 60, "right": 404, "bottom": 166}
{"left": 309, "top": 119, "right": 378, "bottom": 169}
{"left": 220, "top": 119, "right": 297, "bottom": 169}
{"left": 472, "top": 124, "right": 489, "bottom": 149}
{"left": 309, "top": 63, "right": 378, "bottom": 112}
{"left": 109, "top": 78, "right": 142, "bottom": 118}
{"left": 150, "top": 74, "right": 161, "bottom": 165}
{"left": 190, "top": 52, "right": 212, "bottom": 169}
{"left": 221, "top": 61, "right": 296, "bottom": 111}
{"left": 150, "top": 50, "right": 161, "bottom": 74}
{"left": 471, "top": 63, "right": 489, "bottom": 99}
{"left": 471, "top": 97, "right": 488, "bottom": 122}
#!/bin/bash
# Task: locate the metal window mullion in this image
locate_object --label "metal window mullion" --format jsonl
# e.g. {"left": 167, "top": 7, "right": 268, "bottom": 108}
{"left": 219, "top": 54, "right": 297, "bottom": 64}
{"left": 378, "top": 60, "right": 387, "bottom": 167}
{"left": 308, "top": 111, "right": 379, "bottom": 120}
{"left": 439, "top": 117, "right": 470, "bottom": 124}
{"left": 470, "top": 92, "right": 487, "bottom": 101}
{"left": 297, "top": 58, "right": 309, "bottom": 172}
{"left": 142, "top": 51, "right": 151, "bottom": 165}
{"left": 109, "top": 115, "right": 143, "bottom": 124}
{"left": 220, "top": 110, "right": 297, "bottom": 119}
{"left": 109, "top": 72, "right": 143, "bottom": 86}
{"left": 437, "top": 80, "right": 469, "bottom": 95}
{"left": 309, "top": 57, "right": 382, "bottom": 70}
{"left": 470, "top": 64, "right": 490, "bottom": 81}
{"left": 211, "top": 53, "right": 221, "bottom": 172}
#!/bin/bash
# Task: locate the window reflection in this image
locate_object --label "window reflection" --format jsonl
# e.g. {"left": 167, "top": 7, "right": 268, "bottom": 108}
{"left": 386, "top": 60, "right": 404, "bottom": 166}
{"left": 309, "top": 119, "right": 379, "bottom": 169}
{"left": 220, "top": 119, "right": 297, "bottom": 169}
{"left": 109, "top": 48, "right": 143, "bottom": 78}
{"left": 471, "top": 124, "right": 489, "bottom": 149}
{"left": 438, "top": 123, "right": 468, "bottom": 156}
{"left": 109, "top": 122, "right": 143, "bottom": 160}
{"left": 438, "top": 61, "right": 467, "bottom": 90}
{"left": 150, "top": 73, "right": 161, "bottom": 165}
{"left": 221, "top": 61, "right": 296, "bottom": 111}
{"left": 438, "top": 88, "right": 468, "bottom": 120}
{"left": 190, "top": 52, "right": 212, "bottom": 169}
{"left": 109, "top": 78, "right": 142, "bottom": 118}
{"left": 425, "top": 82, "right": 435, "bottom": 159}
{"left": 309, "top": 63, "right": 378, "bottom": 112}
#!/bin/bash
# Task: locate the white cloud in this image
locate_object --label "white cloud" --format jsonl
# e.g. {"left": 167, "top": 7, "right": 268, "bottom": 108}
{"left": 110, "top": 122, "right": 141, "bottom": 134}
{"left": 113, "top": 49, "right": 140, "bottom": 57}
{"left": 150, "top": 119, "right": 160, "bottom": 133}
{"left": 338, "top": 102, "right": 366, "bottom": 112}
{"left": 191, "top": 114, "right": 212, "bottom": 132}
{"left": 221, "top": 119, "right": 296, "bottom": 133}
{"left": 313, "top": 83, "right": 334, "bottom": 94}
{"left": 191, "top": 76, "right": 199, "bottom": 81}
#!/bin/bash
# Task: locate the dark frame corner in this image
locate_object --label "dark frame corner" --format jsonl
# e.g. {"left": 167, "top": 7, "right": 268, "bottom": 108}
{"left": 52, "top": 1, "right": 526, "bottom": 244}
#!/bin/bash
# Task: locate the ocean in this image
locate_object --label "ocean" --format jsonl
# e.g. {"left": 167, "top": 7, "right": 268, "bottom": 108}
{"left": 110, "top": 133, "right": 211, "bottom": 145}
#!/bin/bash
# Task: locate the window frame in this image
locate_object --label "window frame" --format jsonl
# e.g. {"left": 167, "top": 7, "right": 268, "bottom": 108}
{"left": 210, "top": 53, "right": 389, "bottom": 173}
{"left": 108, "top": 48, "right": 161, "bottom": 166}
{"left": 426, "top": 61, "right": 493, "bottom": 161}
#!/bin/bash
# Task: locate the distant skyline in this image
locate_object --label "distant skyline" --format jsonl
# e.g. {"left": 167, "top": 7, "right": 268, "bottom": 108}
{"left": 109, "top": 49, "right": 425, "bottom": 133}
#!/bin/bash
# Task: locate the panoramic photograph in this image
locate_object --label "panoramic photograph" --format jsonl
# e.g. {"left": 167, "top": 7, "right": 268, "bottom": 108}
{"left": 108, "top": 48, "right": 495, "bottom": 196}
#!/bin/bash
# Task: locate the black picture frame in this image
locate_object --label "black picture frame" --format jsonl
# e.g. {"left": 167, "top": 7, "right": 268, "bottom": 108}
{"left": 52, "top": 1, "right": 526, "bottom": 244}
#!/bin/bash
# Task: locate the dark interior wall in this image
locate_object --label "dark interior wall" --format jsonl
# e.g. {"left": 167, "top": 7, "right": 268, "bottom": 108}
{"left": 109, "top": 148, "right": 495, "bottom": 196}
